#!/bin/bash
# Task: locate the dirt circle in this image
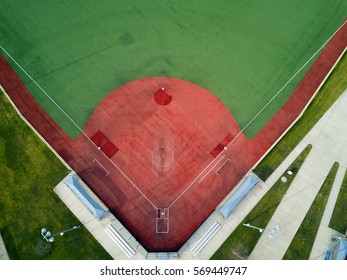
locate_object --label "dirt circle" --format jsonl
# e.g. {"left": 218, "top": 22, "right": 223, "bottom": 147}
{"left": 152, "top": 145, "right": 174, "bottom": 177}
{"left": 152, "top": 145, "right": 174, "bottom": 168}
{"left": 154, "top": 88, "right": 172, "bottom": 106}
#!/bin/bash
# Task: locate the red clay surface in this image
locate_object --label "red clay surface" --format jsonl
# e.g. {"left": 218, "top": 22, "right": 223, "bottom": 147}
{"left": 0, "top": 18, "right": 346, "bottom": 253}
{"left": 154, "top": 88, "right": 172, "bottom": 106}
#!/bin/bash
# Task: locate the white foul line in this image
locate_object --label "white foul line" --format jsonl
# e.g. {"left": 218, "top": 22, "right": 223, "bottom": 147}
{"left": 0, "top": 45, "right": 157, "bottom": 210}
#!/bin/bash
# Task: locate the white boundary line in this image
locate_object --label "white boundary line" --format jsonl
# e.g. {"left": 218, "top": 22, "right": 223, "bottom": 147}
{"left": 92, "top": 159, "right": 109, "bottom": 176}
{"left": 168, "top": 19, "right": 347, "bottom": 209}
{"left": 0, "top": 45, "right": 157, "bottom": 210}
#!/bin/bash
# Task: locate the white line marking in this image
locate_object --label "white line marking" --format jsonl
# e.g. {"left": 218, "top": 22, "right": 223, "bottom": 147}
{"left": 0, "top": 45, "right": 157, "bottom": 209}
{"left": 92, "top": 159, "right": 109, "bottom": 176}
{"left": 198, "top": 155, "right": 226, "bottom": 183}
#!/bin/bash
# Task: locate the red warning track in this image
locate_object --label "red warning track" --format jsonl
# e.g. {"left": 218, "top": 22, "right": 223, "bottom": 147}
{"left": 0, "top": 19, "right": 346, "bottom": 252}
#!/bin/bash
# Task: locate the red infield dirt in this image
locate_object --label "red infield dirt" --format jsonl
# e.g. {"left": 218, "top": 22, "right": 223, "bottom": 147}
{"left": 0, "top": 19, "right": 346, "bottom": 253}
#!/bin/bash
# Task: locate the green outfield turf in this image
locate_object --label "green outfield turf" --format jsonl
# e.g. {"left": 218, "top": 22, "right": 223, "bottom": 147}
{"left": 0, "top": 0, "right": 345, "bottom": 138}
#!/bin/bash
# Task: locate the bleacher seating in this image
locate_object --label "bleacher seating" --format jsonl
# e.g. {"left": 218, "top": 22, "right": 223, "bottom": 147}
{"left": 104, "top": 224, "right": 135, "bottom": 259}
{"left": 191, "top": 221, "right": 221, "bottom": 256}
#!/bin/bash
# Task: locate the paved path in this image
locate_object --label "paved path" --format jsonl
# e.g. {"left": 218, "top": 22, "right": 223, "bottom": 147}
{"left": 0, "top": 233, "right": 9, "bottom": 260}
{"left": 53, "top": 173, "right": 147, "bottom": 260}
{"left": 249, "top": 89, "right": 347, "bottom": 260}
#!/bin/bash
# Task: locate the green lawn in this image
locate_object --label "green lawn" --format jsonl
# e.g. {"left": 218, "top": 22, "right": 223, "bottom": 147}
{"left": 329, "top": 168, "right": 347, "bottom": 234}
{"left": 283, "top": 162, "right": 339, "bottom": 260}
{"left": 0, "top": 91, "right": 111, "bottom": 259}
{"left": 211, "top": 145, "right": 311, "bottom": 260}
{"left": 254, "top": 53, "right": 347, "bottom": 181}
{"left": 0, "top": 0, "right": 345, "bottom": 138}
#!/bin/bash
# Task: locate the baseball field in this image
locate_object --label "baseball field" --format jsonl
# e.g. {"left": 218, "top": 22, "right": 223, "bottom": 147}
{"left": 1, "top": 1, "right": 346, "bottom": 254}
{"left": 1, "top": 0, "right": 346, "bottom": 138}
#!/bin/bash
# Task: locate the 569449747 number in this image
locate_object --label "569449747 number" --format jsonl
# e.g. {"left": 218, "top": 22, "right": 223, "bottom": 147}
{"left": 193, "top": 266, "right": 247, "bottom": 276}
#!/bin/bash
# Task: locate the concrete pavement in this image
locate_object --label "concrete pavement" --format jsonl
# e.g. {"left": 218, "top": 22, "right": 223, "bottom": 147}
{"left": 249, "top": 89, "right": 347, "bottom": 259}
{"left": 0, "top": 233, "right": 9, "bottom": 260}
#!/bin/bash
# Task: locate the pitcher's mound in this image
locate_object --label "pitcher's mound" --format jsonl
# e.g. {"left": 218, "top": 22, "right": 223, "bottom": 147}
{"left": 154, "top": 88, "right": 172, "bottom": 106}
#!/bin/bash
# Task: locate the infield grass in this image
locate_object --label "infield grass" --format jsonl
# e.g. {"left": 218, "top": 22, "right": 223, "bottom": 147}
{"left": 0, "top": 90, "right": 111, "bottom": 259}
{"left": 0, "top": 0, "right": 345, "bottom": 138}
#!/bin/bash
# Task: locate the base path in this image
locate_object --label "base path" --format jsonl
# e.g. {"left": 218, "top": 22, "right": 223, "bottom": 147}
{"left": 0, "top": 19, "right": 346, "bottom": 253}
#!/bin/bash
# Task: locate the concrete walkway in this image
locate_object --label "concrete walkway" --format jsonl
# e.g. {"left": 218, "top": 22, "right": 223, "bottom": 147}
{"left": 0, "top": 233, "right": 9, "bottom": 260}
{"left": 249, "top": 89, "right": 347, "bottom": 259}
{"left": 54, "top": 173, "right": 150, "bottom": 260}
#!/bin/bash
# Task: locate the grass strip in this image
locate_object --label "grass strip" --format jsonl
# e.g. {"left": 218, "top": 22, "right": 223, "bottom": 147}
{"left": 0, "top": 91, "right": 111, "bottom": 259}
{"left": 329, "top": 168, "right": 347, "bottom": 234}
{"left": 254, "top": 53, "right": 347, "bottom": 181}
{"left": 283, "top": 162, "right": 339, "bottom": 260}
{"left": 211, "top": 144, "right": 312, "bottom": 260}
